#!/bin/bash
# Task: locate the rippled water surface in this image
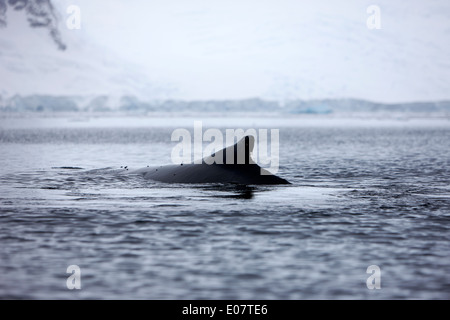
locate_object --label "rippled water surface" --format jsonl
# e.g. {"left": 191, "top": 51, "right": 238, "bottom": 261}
{"left": 0, "top": 115, "right": 449, "bottom": 299}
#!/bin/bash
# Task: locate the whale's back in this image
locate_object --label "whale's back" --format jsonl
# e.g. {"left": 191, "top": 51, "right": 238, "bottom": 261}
{"left": 131, "top": 135, "right": 290, "bottom": 185}
{"left": 138, "top": 163, "right": 289, "bottom": 184}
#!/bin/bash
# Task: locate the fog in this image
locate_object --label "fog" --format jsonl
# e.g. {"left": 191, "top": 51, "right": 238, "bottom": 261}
{"left": 1, "top": 0, "right": 449, "bottom": 102}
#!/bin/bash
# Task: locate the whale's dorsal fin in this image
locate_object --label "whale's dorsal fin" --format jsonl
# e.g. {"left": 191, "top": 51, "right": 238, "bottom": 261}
{"left": 203, "top": 135, "right": 256, "bottom": 165}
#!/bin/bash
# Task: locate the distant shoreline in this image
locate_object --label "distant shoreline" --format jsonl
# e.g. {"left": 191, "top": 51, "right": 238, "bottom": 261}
{"left": 1, "top": 96, "right": 450, "bottom": 114}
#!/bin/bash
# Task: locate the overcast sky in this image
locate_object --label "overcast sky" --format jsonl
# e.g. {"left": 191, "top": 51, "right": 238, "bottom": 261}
{"left": 1, "top": 0, "right": 450, "bottom": 102}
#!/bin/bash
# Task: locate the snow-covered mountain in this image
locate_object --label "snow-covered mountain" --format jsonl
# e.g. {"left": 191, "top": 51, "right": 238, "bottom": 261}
{"left": 0, "top": 3, "right": 177, "bottom": 101}
{"left": 1, "top": 94, "right": 449, "bottom": 114}
{"left": 0, "top": 0, "right": 449, "bottom": 104}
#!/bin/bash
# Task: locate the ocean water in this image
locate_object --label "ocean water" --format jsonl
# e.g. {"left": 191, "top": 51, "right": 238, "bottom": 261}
{"left": 0, "top": 114, "right": 449, "bottom": 299}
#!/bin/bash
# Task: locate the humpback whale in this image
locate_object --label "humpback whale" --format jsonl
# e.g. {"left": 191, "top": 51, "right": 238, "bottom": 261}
{"left": 130, "top": 136, "right": 290, "bottom": 184}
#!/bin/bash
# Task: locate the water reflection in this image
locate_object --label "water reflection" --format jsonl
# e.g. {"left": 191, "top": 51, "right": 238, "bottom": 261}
{"left": 198, "top": 184, "right": 256, "bottom": 199}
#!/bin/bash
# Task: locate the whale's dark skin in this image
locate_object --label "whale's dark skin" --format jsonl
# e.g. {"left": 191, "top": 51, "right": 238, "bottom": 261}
{"left": 130, "top": 136, "right": 290, "bottom": 185}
